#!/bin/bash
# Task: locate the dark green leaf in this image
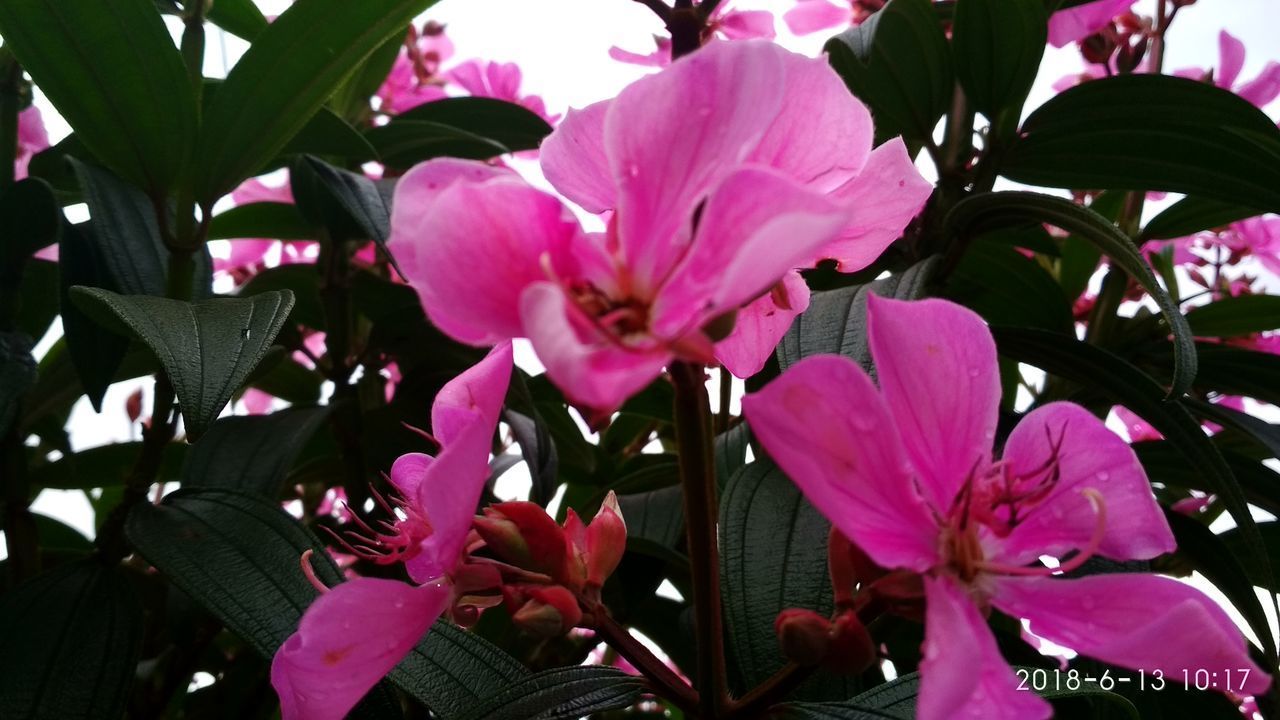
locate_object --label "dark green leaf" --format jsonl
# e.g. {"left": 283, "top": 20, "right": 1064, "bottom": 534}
{"left": 330, "top": 33, "right": 404, "bottom": 122}
{"left": 194, "top": 0, "right": 441, "bottom": 201}
{"left": 779, "top": 257, "right": 937, "bottom": 372}
{"left": 1165, "top": 511, "right": 1274, "bottom": 660}
{"left": 0, "top": 332, "right": 36, "bottom": 434}
{"left": 208, "top": 202, "right": 313, "bottom": 242}
{"left": 720, "top": 460, "right": 858, "bottom": 700}
{"left": 291, "top": 155, "right": 399, "bottom": 271}
{"left": 0, "top": 0, "right": 196, "bottom": 193}
{"left": 1189, "top": 345, "right": 1280, "bottom": 407}
{"left": 456, "top": 666, "right": 643, "bottom": 720}
{"left": 1141, "top": 197, "right": 1264, "bottom": 241}
{"left": 71, "top": 158, "right": 211, "bottom": 298}
{"left": 236, "top": 263, "right": 325, "bottom": 329}
{"left": 29, "top": 441, "right": 186, "bottom": 490}
{"left": 395, "top": 97, "right": 553, "bottom": 154}
{"left": 22, "top": 341, "right": 158, "bottom": 435}
{"left": 68, "top": 287, "right": 295, "bottom": 437}
{"left": 245, "top": 356, "right": 324, "bottom": 406}
{"left": 0, "top": 560, "right": 142, "bottom": 719}
{"left": 617, "top": 484, "right": 684, "bottom": 551}
{"left": 714, "top": 422, "right": 751, "bottom": 491}
{"left": 184, "top": 407, "right": 329, "bottom": 496}
{"left": 951, "top": 0, "right": 1046, "bottom": 117}
{"left": 57, "top": 222, "right": 130, "bottom": 410}
{"left": 1185, "top": 397, "right": 1280, "bottom": 460}
{"left": 1003, "top": 75, "right": 1280, "bottom": 211}
{"left": 14, "top": 260, "right": 59, "bottom": 342}
{"left": 824, "top": 0, "right": 953, "bottom": 147}
{"left": 1185, "top": 295, "right": 1280, "bottom": 337}
{"left": 947, "top": 191, "right": 1196, "bottom": 398}
{"left": 278, "top": 108, "right": 379, "bottom": 164}
{"left": 991, "top": 326, "right": 1273, "bottom": 621}
{"left": 126, "top": 487, "right": 528, "bottom": 718}
{"left": 366, "top": 120, "right": 509, "bottom": 170}
{"left": 205, "top": 0, "right": 269, "bottom": 41}
{"left": 943, "top": 240, "right": 1073, "bottom": 333}
{"left": 0, "top": 177, "right": 60, "bottom": 267}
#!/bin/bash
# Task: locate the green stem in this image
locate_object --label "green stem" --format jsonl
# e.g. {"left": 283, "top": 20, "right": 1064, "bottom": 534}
{"left": 318, "top": 233, "right": 368, "bottom": 510}
{"left": 671, "top": 361, "right": 726, "bottom": 718}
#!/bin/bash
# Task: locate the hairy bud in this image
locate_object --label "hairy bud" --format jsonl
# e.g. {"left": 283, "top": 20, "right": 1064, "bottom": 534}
{"left": 508, "top": 585, "right": 583, "bottom": 637}
{"left": 776, "top": 608, "right": 833, "bottom": 666}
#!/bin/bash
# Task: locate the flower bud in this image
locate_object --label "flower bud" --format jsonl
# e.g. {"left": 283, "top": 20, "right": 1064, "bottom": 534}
{"left": 775, "top": 608, "right": 832, "bottom": 667}
{"left": 475, "top": 501, "right": 568, "bottom": 578}
{"left": 1080, "top": 29, "right": 1117, "bottom": 66}
{"left": 509, "top": 585, "right": 583, "bottom": 637}
{"left": 585, "top": 491, "right": 627, "bottom": 588}
{"left": 125, "top": 388, "right": 144, "bottom": 423}
{"left": 703, "top": 309, "right": 738, "bottom": 342}
{"left": 828, "top": 529, "right": 885, "bottom": 607}
{"left": 823, "top": 612, "right": 876, "bottom": 675}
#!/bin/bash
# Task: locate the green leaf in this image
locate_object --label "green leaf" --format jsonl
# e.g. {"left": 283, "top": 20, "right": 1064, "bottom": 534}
{"left": 394, "top": 97, "right": 554, "bottom": 154}
{"left": 366, "top": 120, "right": 510, "bottom": 170}
{"left": 714, "top": 422, "right": 751, "bottom": 492}
{"left": 456, "top": 666, "right": 643, "bottom": 720}
{"left": 15, "top": 259, "right": 59, "bottom": 342}
{"left": 779, "top": 257, "right": 937, "bottom": 372}
{"left": 824, "top": 0, "right": 953, "bottom": 147}
{"left": 947, "top": 191, "right": 1196, "bottom": 398}
{"left": 330, "top": 33, "right": 403, "bottom": 122}
{"left": 991, "top": 326, "right": 1274, "bottom": 623}
{"left": 0, "top": 177, "right": 60, "bottom": 268}
{"left": 0, "top": 560, "right": 143, "bottom": 719}
{"left": 246, "top": 355, "right": 324, "bottom": 406}
{"left": 720, "top": 460, "right": 861, "bottom": 700}
{"left": 207, "top": 202, "right": 314, "bottom": 242}
{"left": 68, "top": 287, "right": 295, "bottom": 438}
{"left": 57, "top": 222, "right": 130, "bottom": 411}
{"left": 1185, "top": 295, "right": 1280, "bottom": 337}
{"left": 70, "top": 158, "right": 211, "bottom": 298}
{"left": 290, "top": 155, "right": 399, "bottom": 271}
{"left": 193, "top": 0, "right": 441, "bottom": 201}
{"left": 1185, "top": 398, "right": 1280, "bottom": 460}
{"left": 0, "top": 332, "right": 36, "bottom": 434}
{"left": 951, "top": 0, "right": 1046, "bottom": 117}
{"left": 278, "top": 107, "right": 379, "bottom": 164}
{"left": 616, "top": 484, "right": 684, "bottom": 551}
{"left": 183, "top": 407, "right": 329, "bottom": 496}
{"left": 943, "top": 240, "right": 1073, "bottom": 333}
{"left": 126, "top": 487, "right": 528, "bottom": 718}
{"left": 29, "top": 440, "right": 186, "bottom": 490}
{"left": 1141, "top": 197, "right": 1264, "bottom": 241}
{"left": 236, "top": 264, "right": 325, "bottom": 329}
{"left": 1003, "top": 75, "right": 1280, "bottom": 211}
{"left": 0, "top": 0, "right": 196, "bottom": 194}
{"left": 1187, "top": 345, "right": 1280, "bottom": 407}
{"left": 205, "top": 0, "right": 269, "bottom": 42}
{"left": 1166, "top": 511, "right": 1275, "bottom": 660}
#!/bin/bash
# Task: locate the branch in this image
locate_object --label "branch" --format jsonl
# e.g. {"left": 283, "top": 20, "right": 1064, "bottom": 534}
{"left": 593, "top": 612, "right": 699, "bottom": 715}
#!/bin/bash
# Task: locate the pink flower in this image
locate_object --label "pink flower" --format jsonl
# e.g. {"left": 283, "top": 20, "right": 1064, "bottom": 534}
{"left": 393, "top": 42, "right": 901, "bottom": 411}
{"left": 783, "top": 0, "right": 884, "bottom": 36}
{"left": 1113, "top": 405, "right": 1161, "bottom": 443}
{"left": 376, "top": 22, "right": 455, "bottom": 115}
{"left": 1178, "top": 31, "right": 1280, "bottom": 109}
{"left": 609, "top": 1, "right": 775, "bottom": 68}
{"left": 447, "top": 59, "right": 557, "bottom": 124}
{"left": 1048, "top": 0, "right": 1135, "bottom": 48}
{"left": 15, "top": 105, "right": 49, "bottom": 180}
{"left": 743, "top": 296, "right": 1270, "bottom": 720}
{"left": 544, "top": 41, "right": 929, "bottom": 379}
{"left": 270, "top": 343, "right": 513, "bottom": 720}
{"left": 217, "top": 175, "right": 311, "bottom": 274}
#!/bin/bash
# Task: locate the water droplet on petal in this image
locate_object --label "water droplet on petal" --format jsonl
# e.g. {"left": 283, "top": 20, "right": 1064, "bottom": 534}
{"left": 627, "top": 164, "right": 640, "bottom": 178}
{"left": 1095, "top": 470, "right": 1110, "bottom": 482}
{"left": 967, "top": 367, "right": 981, "bottom": 378}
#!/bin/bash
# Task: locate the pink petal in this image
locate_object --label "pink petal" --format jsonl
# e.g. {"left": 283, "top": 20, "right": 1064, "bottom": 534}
{"left": 241, "top": 388, "right": 275, "bottom": 415}
{"left": 607, "top": 44, "right": 668, "bottom": 68}
{"left": 866, "top": 296, "right": 1000, "bottom": 512}
{"left": 605, "top": 40, "right": 787, "bottom": 288}
{"left": 1237, "top": 61, "right": 1280, "bottom": 108}
{"left": 652, "top": 165, "right": 849, "bottom": 337}
{"left": 715, "top": 271, "right": 810, "bottom": 378}
{"left": 918, "top": 575, "right": 1051, "bottom": 720}
{"left": 541, "top": 100, "right": 616, "bottom": 213}
{"left": 747, "top": 44, "right": 874, "bottom": 191}
{"left": 389, "top": 161, "right": 585, "bottom": 346}
{"left": 232, "top": 177, "right": 294, "bottom": 206}
{"left": 271, "top": 579, "right": 450, "bottom": 720}
{"left": 1217, "top": 31, "right": 1246, "bottom": 90}
{"left": 431, "top": 341, "right": 514, "bottom": 447}
{"left": 520, "top": 281, "right": 671, "bottom": 413}
{"left": 1113, "top": 405, "right": 1163, "bottom": 443}
{"left": 446, "top": 59, "right": 487, "bottom": 97}
{"left": 1047, "top": 0, "right": 1134, "bottom": 48}
{"left": 741, "top": 354, "right": 940, "bottom": 571}
{"left": 993, "top": 402, "right": 1174, "bottom": 567}
{"left": 822, "top": 138, "right": 932, "bottom": 271}
{"left": 783, "top": 0, "right": 850, "bottom": 36}
{"left": 994, "top": 574, "right": 1272, "bottom": 696}
{"left": 389, "top": 452, "right": 433, "bottom": 501}
{"left": 715, "top": 10, "right": 777, "bottom": 40}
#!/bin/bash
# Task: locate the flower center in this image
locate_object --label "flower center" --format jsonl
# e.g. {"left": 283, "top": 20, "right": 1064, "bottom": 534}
{"left": 564, "top": 279, "right": 651, "bottom": 339}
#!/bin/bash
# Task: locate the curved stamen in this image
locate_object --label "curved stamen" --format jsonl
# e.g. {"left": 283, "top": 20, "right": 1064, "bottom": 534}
{"left": 300, "top": 549, "right": 330, "bottom": 594}
{"left": 977, "top": 488, "right": 1107, "bottom": 578}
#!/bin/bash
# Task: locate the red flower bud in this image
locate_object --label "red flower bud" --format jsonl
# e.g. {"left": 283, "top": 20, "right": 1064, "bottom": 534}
{"left": 125, "top": 388, "right": 144, "bottom": 423}
{"left": 775, "top": 608, "right": 832, "bottom": 667}
{"left": 585, "top": 491, "right": 627, "bottom": 588}
{"left": 509, "top": 585, "right": 583, "bottom": 637}
{"left": 828, "top": 529, "right": 886, "bottom": 607}
{"left": 475, "top": 501, "right": 568, "bottom": 579}
{"left": 823, "top": 612, "right": 876, "bottom": 675}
